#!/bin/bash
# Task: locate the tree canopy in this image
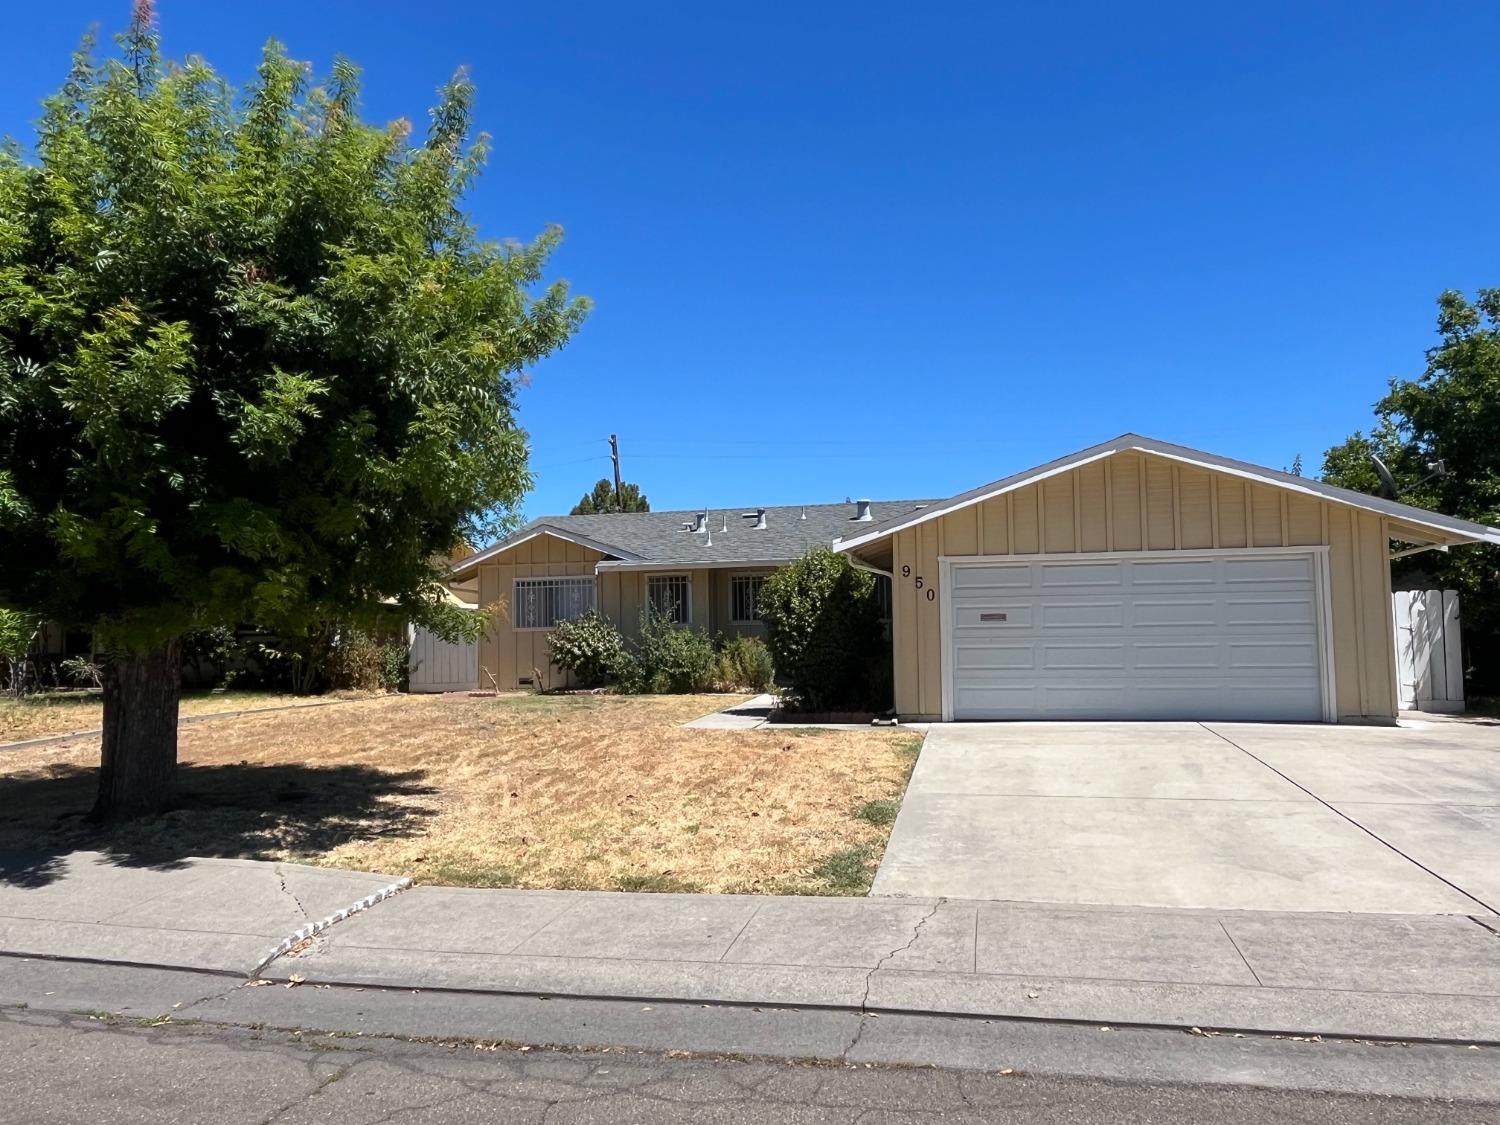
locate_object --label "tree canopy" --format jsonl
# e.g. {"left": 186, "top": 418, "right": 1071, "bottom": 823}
{"left": 1322, "top": 288, "right": 1500, "bottom": 694}
{"left": 571, "top": 478, "right": 649, "bottom": 514}
{"left": 0, "top": 5, "right": 589, "bottom": 815}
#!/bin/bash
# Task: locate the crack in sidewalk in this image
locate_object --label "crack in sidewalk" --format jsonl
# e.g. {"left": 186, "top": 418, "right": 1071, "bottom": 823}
{"left": 843, "top": 898, "right": 945, "bottom": 1060}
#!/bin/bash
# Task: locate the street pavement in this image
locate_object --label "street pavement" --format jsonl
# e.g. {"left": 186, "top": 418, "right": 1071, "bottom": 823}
{"left": 2, "top": 1002, "right": 1495, "bottom": 1124}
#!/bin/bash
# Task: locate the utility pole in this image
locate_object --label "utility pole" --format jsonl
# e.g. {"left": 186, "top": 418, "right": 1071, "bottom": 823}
{"left": 609, "top": 434, "right": 623, "bottom": 510}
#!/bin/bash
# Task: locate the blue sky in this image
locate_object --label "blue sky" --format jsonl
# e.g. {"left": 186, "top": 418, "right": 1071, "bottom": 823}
{"left": 5, "top": 3, "right": 1498, "bottom": 520}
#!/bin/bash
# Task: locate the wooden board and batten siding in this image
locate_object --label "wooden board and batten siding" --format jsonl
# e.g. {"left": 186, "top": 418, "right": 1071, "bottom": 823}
{"left": 477, "top": 536, "right": 604, "bottom": 690}
{"left": 883, "top": 450, "right": 1399, "bottom": 722}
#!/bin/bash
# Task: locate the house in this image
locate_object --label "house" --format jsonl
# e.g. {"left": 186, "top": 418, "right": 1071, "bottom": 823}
{"left": 447, "top": 433, "right": 1500, "bottom": 722}
{"left": 446, "top": 500, "right": 925, "bottom": 691}
{"left": 833, "top": 433, "right": 1500, "bottom": 723}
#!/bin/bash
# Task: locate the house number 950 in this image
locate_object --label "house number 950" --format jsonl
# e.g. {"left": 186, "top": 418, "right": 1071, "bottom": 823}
{"left": 900, "top": 567, "right": 936, "bottom": 601}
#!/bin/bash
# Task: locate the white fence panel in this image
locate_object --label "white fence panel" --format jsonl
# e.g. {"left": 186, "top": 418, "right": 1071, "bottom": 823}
{"left": 1392, "top": 590, "right": 1464, "bottom": 713}
{"left": 408, "top": 626, "right": 479, "bottom": 693}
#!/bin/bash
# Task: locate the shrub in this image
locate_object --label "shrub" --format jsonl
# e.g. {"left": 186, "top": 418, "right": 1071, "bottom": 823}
{"left": 548, "top": 610, "right": 625, "bottom": 688}
{"left": 758, "top": 548, "right": 888, "bottom": 712}
{"left": 379, "top": 637, "right": 410, "bottom": 692}
{"left": 713, "top": 635, "right": 776, "bottom": 692}
{"left": 327, "top": 628, "right": 386, "bottom": 692}
{"left": 627, "top": 607, "right": 715, "bottom": 693}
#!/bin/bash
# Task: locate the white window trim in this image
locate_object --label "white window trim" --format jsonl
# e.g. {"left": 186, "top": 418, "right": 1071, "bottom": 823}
{"left": 512, "top": 575, "right": 598, "bottom": 632}
{"left": 730, "top": 573, "right": 768, "bottom": 623}
{"left": 647, "top": 573, "right": 693, "bottom": 625}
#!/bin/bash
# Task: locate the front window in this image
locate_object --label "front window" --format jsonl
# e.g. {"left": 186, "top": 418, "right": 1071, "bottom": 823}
{"left": 513, "top": 576, "right": 597, "bottom": 630}
{"left": 648, "top": 574, "right": 691, "bottom": 625}
{"left": 731, "top": 574, "right": 767, "bottom": 622}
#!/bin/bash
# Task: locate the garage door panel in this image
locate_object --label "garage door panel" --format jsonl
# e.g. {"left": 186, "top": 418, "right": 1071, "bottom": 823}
{"left": 1039, "top": 563, "right": 1123, "bottom": 588}
{"left": 1224, "top": 556, "right": 1313, "bottom": 584}
{"left": 1224, "top": 596, "right": 1315, "bottom": 627}
{"left": 948, "top": 552, "right": 1325, "bottom": 722}
{"left": 1041, "top": 601, "right": 1124, "bottom": 628}
{"left": 955, "top": 566, "right": 1034, "bottom": 591}
{"left": 1134, "top": 641, "right": 1220, "bottom": 669}
{"left": 1132, "top": 598, "right": 1218, "bottom": 627}
{"left": 1227, "top": 640, "right": 1318, "bottom": 670}
{"left": 954, "top": 644, "right": 1035, "bottom": 670}
{"left": 953, "top": 604, "right": 1035, "bottom": 628}
{"left": 1041, "top": 643, "right": 1125, "bottom": 670}
{"left": 1130, "top": 560, "right": 1217, "bottom": 586}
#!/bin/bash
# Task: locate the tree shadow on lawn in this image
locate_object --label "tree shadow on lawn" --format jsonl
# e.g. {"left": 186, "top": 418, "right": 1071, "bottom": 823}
{"left": 0, "top": 761, "right": 438, "bottom": 887}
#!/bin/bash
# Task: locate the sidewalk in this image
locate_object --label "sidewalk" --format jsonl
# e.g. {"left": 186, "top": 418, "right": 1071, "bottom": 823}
{"left": 3, "top": 849, "right": 1498, "bottom": 1044}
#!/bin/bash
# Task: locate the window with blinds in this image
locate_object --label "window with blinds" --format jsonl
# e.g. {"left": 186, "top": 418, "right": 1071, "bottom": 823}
{"left": 730, "top": 574, "right": 766, "bottom": 622}
{"left": 647, "top": 574, "right": 691, "bottom": 625}
{"left": 512, "top": 576, "right": 597, "bottom": 630}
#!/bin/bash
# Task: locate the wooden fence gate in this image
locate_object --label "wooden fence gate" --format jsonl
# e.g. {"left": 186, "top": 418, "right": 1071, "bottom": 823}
{"left": 408, "top": 626, "right": 479, "bottom": 693}
{"left": 1391, "top": 590, "right": 1464, "bottom": 713}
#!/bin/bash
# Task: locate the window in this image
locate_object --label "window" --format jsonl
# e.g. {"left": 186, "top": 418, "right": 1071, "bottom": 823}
{"left": 731, "top": 574, "right": 767, "bottom": 622}
{"left": 647, "top": 574, "right": 691, "bottom": 625}
{"left": 513, "top": 576, "right": 596, "bottom": 630}
{"left": 873, "top": 574, "right": 892, "bottom": 622}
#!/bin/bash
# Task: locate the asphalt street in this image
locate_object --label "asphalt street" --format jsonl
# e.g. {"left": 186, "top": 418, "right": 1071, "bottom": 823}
{"left": 3, "top": 1007, "right": 1495, "bottom": 1125}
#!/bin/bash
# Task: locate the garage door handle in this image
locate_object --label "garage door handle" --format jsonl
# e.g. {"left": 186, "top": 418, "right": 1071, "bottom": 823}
{"left": 980, "top": 612, "right": 1008, "bottom": 622}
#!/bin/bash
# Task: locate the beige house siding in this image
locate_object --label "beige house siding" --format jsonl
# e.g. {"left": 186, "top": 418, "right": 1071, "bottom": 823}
{"left": 476, "top": 543, "right": 775, "bottom": 690}
{"left": 878, "top": 450, "right": 1397, "bottom": 722}
{"left": 476, "top": 536, "right": 605, "bottom": 690}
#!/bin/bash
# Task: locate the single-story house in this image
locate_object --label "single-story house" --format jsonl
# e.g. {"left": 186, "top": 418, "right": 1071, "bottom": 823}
{"left": 447, "top": 499, "right": 922, "bottom": 691}
{"left": 449, "top": 433, "right": 1500, "bottom": 722}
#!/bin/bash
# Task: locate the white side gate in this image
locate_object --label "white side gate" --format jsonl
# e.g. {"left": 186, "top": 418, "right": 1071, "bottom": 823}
{"left": 408, "top": 626, "right": 479, "bottom": 693}
{"left": 1392, "top": 590, "right": 1464, "bottom": 713}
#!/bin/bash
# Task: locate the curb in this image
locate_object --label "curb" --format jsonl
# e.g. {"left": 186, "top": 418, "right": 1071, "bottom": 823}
{"left": 249, "top": 877, "right": 414, "bottom": 978}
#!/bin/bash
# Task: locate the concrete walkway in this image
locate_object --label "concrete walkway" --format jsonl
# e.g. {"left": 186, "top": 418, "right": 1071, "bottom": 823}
{"left": 3, "top": 851, "right": 1498, "bottom": 1044}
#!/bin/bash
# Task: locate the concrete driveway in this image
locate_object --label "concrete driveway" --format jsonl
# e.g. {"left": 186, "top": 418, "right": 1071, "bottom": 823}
{"left": 872, "top": 716, "right": 1500, "bottom": 914}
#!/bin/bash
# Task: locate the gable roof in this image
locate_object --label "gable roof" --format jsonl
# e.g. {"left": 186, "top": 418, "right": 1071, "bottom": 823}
{"left": 452, "top": 498, "right": 938, "bottom": 577}
{"left": 832, "top": 433, "right": 1500, "bottom": 553}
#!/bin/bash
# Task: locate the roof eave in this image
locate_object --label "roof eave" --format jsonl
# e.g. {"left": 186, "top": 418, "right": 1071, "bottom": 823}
{"left": 449, "top": 524, "right": 643, "bottom": 577}
{"left": 832, "top": 433, "right": 1500, "bottom": 552}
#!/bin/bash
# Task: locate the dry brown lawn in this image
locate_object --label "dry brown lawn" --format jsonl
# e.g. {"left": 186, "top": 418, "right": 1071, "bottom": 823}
{"left": 0, "top": 693, "right": 923, "bottom": 895}
{"left": 0, "top": 690, "right": 371, "bottom": 743}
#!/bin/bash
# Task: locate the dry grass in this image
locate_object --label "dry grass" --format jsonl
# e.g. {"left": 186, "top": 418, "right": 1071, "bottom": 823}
{"left": 0, "top": 690, "right": 373, "bottom": 744}
{"left": 0, "top": 693, "right": 923, "bottom": 895}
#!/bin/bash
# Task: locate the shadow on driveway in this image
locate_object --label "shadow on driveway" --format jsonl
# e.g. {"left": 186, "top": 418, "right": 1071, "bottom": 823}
{"left": 0, "top": 761, "right": 437, "bottom": 888}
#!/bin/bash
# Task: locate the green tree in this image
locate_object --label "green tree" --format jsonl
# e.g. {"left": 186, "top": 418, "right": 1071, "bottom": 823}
{"left": 570, "top": 478, "right": 649, "bottom": 514}
{"left": 758, "top": 548, "right": 888, "bottom": 712}
{"left": 1322, "top": 289, "right": 1500, "bottom": 694}
{"left": 0, "top": 6, "right": 589, "bottom": 819}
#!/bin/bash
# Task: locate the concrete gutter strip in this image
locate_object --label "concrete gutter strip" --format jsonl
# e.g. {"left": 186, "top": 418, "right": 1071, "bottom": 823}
{"left": 249, "top": 876, "right": 413, "bottom": 978}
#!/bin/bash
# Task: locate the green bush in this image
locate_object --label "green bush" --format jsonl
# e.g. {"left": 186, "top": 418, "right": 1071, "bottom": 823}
{"left": 714, "top": 635, "right": 776, "bottom": 692}
{"left": 624, "top": 607, "right": 716, "bottom": 694}
{"left": 758, "top": 548, "right": 888, "bottom": 712}
{"left": 547, "top": 610, "right": 625, "bottom": 688}
{"left": 380, "top": 638, "right": 410, "bottom": 692}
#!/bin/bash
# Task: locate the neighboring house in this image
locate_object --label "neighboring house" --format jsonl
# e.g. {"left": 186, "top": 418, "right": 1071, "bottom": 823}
{"left": 447, "top": 500, "right": 922, "bottom": 691}
{"left": 448, "top": 433, "right": 1500, "bottom": 722}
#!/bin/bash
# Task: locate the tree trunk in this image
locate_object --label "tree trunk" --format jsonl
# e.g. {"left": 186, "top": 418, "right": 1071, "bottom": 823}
{"left": 90, "top": 638, "right": 182, "bottom": 823}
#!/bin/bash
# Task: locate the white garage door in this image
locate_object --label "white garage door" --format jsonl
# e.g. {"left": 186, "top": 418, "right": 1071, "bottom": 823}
{"left": 946, "top": 552, "right": 1326, "bottom": 721}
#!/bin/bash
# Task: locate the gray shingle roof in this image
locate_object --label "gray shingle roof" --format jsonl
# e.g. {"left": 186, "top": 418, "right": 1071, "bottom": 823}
{"left": 457, "top": 499, "right": 936, "bottom": 572}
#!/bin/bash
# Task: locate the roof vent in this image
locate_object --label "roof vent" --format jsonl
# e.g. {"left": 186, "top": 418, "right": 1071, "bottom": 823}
{"left": 690, "top": 511, "right": 706, "bottom": 533}
{"left": 721, "top": 512, "right": 729, "bottom": 533}
{"left": 800, "top": 507, "right": 808, "bottom": 520}
{"left": 854, "top": 499, "right": 873, "bottom": 522}
{"left": 742, "top": 508, "right": 767, "bottom": 530}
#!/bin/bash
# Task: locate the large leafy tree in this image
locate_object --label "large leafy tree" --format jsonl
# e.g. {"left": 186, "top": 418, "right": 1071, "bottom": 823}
{"left": 1322, "top": 289, "right": 1500, "bottom": 695}
{"left": 570, "top": 478, "right": 649, "bottom": 514}
{"left": 0, "top": 5, "right": 589, "bottom": 819}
